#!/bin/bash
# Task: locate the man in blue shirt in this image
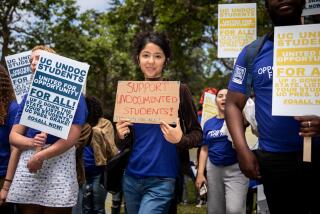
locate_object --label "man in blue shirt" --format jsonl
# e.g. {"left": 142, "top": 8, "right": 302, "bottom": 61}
{"left": 225, "top": 0, "right": 320, "bottom": 213}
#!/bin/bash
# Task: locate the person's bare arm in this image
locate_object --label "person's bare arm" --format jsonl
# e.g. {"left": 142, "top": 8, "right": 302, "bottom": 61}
{"left": 9, "top": 125, "right": 45, "bottom": 150}
{"left": 195, "top": 145, "right": 208, "bottom": 190}
{"left": 27, "top": 124, "right": 82, "bottom": 173}
{"left": 225, "top": 91, "right": 260, "bottom": 179}
{"left": 0, "top": 147, "right": 21, "bottom": 205}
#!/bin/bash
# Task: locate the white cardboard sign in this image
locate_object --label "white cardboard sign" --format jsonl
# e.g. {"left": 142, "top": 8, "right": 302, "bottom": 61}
{"left": 20, "top": 51, "right": 90, "bottom": 139}
{"left": 5, "top": 51, "right": 32, "bottom": 104}
{"left": 218, "top": 3, "right": 257, "bottom": 58}
{"left": 272, "top": 24, "right": 320, "bottom": 116}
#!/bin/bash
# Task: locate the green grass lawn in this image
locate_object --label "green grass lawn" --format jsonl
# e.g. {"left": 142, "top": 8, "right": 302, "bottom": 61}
{"left": 178, "top": 203, "right": 206, "bottom": 214}
{"left": 177, "top": 176, "right": 206, "bottom": 214}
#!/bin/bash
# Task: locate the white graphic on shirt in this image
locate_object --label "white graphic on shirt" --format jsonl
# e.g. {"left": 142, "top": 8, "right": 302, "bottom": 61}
{"left": 207, "top": 130, "right": 225, "bottom": 138}
{"left": 232, "top": 65, "right": 246, "bottom": 84}
{"left": 258, "top": 66, "right": 273, "bottom": 79}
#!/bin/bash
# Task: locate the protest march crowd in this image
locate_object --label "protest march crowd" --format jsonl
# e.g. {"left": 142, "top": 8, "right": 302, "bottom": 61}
{"left": 1, "top": 0, "right": 320, "bottom": 214}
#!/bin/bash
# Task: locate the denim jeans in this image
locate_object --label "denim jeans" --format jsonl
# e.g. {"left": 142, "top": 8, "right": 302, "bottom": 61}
{"left": 83, "top": 173, "right": 107, "bottom": 214}
{"left": 123, "top": 174, "right": 175, "bottom": 214}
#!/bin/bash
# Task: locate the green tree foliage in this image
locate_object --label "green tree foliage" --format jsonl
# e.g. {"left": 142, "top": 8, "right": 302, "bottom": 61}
{"left": 0, "top": 0, "right": 79, "bottom": 62}
{"left": 0, "top": 0, "right": 278, "bottom": 117}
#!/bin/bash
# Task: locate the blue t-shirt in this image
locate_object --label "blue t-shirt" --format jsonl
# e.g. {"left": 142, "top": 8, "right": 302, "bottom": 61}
{"left": 228, "top": 40, "right": 320, "bottom": 152}
{"left": 14, "top": 95, "right": 88, "bottom": 144}
{"left": 83, "top": 145, "right": 104, "bottom": 177}
{"left": 203, "top": 117, "right": 237, "bottom": 166}
{"left": 0, "top": 101, "right": 19, "bottom": 176}
{"left": 126, "top": 124, "right": 179, "bottom": 178}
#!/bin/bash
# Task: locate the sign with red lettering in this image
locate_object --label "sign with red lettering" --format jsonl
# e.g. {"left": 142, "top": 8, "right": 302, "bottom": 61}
{"left": 113, "top": 81, "right": 180, "bottom": 124}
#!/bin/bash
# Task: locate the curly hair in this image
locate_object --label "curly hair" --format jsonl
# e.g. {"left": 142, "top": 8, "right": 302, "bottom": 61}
{"left": 132, "top": 31, "right": 171, "bottom": 65}
{"left": 85, "top": 96, "right": 103, "bottom": 127}
{"left": 0, "top": 64, "right": 15, "bottom": 125}
{"left": 31, "top": 45, "right": 56, "bottom": 54}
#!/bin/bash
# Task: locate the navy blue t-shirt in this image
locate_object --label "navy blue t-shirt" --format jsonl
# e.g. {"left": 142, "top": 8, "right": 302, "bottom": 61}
{"left": 0, "top": 101, "right": 19, "bottom": 176}
{"left": 203, "top": 117, "right": 237, "bottom": 166}
{"left": 228, "top": 40, "right": 320, "bottom": 152}
{"left": 126, "top": 124, "right": 179, "bottom": 178}
{"left": 83, "top": 145, "right": 104, "bottom": 177}
{"left": 14, "top": 95, "right": 88, "bottom": 144}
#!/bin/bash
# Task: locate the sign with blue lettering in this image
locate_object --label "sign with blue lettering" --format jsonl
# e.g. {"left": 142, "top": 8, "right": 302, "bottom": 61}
{"left": 20, "top": 51, "right": 90, "bottom": 139}
{"left": 302, "top": 0, "right": 320, "bottom": 16}
{"left": 5, "top": 51, "right": 32, "bottom": 104}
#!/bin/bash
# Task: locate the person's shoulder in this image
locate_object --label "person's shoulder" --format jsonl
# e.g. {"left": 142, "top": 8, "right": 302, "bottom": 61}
{"left": 203, "top": 116, "right": 217, "bottom": 128}
{"left": 93, "top": 118, "right": 113, "bottom": 130}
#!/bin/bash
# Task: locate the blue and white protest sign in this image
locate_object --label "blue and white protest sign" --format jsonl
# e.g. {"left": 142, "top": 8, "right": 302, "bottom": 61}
{"left": 5, "top": 51, "right": 32, "bottom": 104}
{"left": 20, "top": 51, "right": 89, "bottom": 139}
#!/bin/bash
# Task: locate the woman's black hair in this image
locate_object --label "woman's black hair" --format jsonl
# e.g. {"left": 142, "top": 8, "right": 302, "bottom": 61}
{"left": 85, "top": 96, "right": 103, "bottom": 127}
{"left": 215, "top": 88, "right": 228, "bottom": 100}
{"left": 132, "top": 31, "right": 171, "bottom": 65}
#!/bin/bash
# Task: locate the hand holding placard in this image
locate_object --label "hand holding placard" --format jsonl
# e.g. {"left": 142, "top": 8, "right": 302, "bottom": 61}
{"left": 160, "top": 118, "right": 183, "bottom": 144}
{"left": 295, "top": 116, "right": 320, "bottom": 162}
{"left": 33, "top": 132, "right": 47, "bottom": 153}
{"left": 116, "top": 119, "right": 132, "bottom": 140}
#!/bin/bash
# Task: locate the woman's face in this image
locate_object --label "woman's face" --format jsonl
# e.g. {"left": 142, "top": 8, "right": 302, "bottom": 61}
{"left": 216, "top": 89, "right": 228, "bottom": 113}
{"left": 30, "top": 49, "right": 41, "bottom": 73}
{"left": 138, "top": 42, "right": 166, "bottom": 79}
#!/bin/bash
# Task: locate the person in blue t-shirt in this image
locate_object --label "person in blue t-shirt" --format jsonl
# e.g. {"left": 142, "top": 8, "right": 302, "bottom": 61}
{"left": 226, "top": 0, "right": 320, "bottom": 213}
{"left": 0, "top": 64, "right": 19, "bottom": 213}
{"left": 115, "top": 32, "right": 202, "bottom": 214}
{"left": 196, "top": 88, "right": 248, "bottom": 214}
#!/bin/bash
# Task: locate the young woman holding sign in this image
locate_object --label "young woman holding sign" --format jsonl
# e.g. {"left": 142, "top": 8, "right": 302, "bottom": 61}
{"left": 5, "top": 45, "right": 88, "bottom": 214}
{"left": 115, "top": 32, "right": 202, "bottom": 214}
{"left": 196, "top": 88, "right": 249, "bottom": 214}
{"left": 0, "top": 64, "right": 19, "bottom": 213}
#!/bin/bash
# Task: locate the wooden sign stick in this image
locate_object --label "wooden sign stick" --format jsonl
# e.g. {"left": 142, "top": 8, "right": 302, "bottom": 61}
{"left": 303, "top": 137, "right": 311, "bottom": 162}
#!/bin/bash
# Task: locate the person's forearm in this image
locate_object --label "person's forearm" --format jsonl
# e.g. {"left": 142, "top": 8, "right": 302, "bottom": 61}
{"left": 9, "top": 125, "right": 34, "bottom": 150}
{"left": 197, "top": 146, "right": 208, "bottom": 176}
{"left": 2, "top": 147, "right": 21, "bottom": 190}
{"left": 35, "top": 125, "right": 82, "bottom": 161}
{"left": 226, "top": 104, "right": 249, "bottom": 151}
{"left": 225, "top": 91, "right": 249, "bottom": 152}
{"left": 35, "top": 139, "right": 74, "bottom": 161}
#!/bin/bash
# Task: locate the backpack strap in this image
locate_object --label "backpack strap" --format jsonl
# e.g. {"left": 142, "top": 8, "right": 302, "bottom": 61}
{"left": 244, "top": 34, "right": 269, "bottom": 97}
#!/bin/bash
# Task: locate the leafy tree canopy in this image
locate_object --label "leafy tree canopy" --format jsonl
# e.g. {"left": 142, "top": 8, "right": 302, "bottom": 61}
{"left": 1, "top": 0, "right": 317, "bottom": 118}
